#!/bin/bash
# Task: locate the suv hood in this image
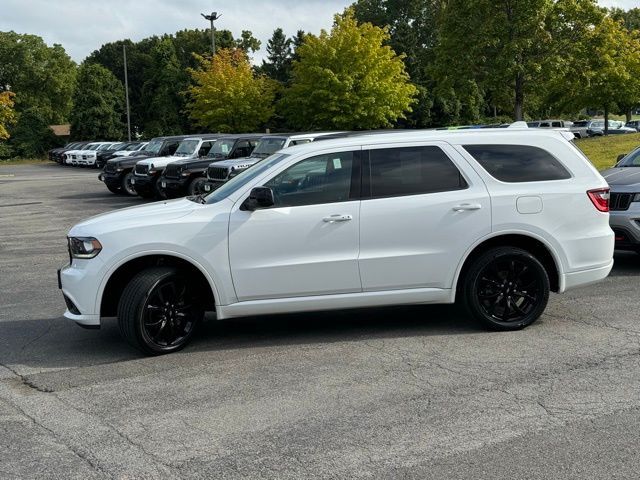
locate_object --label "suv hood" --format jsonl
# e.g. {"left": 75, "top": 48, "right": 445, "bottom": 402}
{"left": 601, "top": 167, "right": 640, "bottom": 188}
{"left": 70, "top": 198, "right": 199, "bottom": 237}
{"left": 209, "top": 157, "right": 259, "bottom": 169}
{"left": 109, "top": 152, "right": 156, "bottom": 168}
{"left": 137, "top": 155, "right": 191, "bottom": 169}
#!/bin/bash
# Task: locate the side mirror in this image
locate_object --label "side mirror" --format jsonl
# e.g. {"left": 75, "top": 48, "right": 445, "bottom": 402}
{"left": 241, "top": 187, "right": 274, "bottom": 211}
{"left": 616, "top": 153, "right": 627, "bottom": 165}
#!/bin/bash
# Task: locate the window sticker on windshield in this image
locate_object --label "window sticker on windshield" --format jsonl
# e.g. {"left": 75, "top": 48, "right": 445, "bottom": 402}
{"left": 333, "top": 158, "right": 342, "bottom": 169}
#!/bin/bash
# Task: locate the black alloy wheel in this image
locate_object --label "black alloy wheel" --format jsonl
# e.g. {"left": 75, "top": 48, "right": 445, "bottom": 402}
{"left": 462, "top": 247, "right": 549, "bottom": 331}
{"left": 118, "top": 267, "right": 203, "bottom": 355}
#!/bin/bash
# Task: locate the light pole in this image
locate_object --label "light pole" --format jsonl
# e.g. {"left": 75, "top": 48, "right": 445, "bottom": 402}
{"left": 123, "top": 44, "right": 131, "bottom": 141}
{"left": 201, "top": 11, "right": 221, "bottom": 57}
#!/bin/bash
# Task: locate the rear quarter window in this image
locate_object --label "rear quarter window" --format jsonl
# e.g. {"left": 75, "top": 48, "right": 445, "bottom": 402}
{"left": 462, "top": 144, "right": 571, "bottom": 183}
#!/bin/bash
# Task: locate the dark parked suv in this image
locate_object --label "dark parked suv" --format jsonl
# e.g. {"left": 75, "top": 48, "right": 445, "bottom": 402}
{"left": 100, "top": 136, "right": 187, "bottom": 196}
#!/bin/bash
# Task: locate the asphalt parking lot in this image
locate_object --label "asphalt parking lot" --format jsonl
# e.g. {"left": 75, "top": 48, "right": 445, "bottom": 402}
{"left": 1, "top": 163, "right": 640, "bottom": 479}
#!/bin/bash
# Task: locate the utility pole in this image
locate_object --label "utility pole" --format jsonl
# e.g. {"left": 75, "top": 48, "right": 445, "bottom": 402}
{"left": 123, "top": 44, "right": 131, "bottom": 141}
{"left": 201, "top": 11, "right": 221, "bottom": 57}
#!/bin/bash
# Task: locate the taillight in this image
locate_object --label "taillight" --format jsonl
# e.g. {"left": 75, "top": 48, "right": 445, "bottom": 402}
{"left": 587, "top": 188, "right": 610, "bottom": 212}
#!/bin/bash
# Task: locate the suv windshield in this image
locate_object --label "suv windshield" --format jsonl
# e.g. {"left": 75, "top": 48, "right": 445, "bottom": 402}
{"left": 618, "top": 148, "right": 640, "bottom": 167}
{"left": 208, "top": 139, "right": 237, "bottom": 158}
{"left": 252, "top": 137, "right": 287, "bottom": 156}
{"left": 144, "top": 139, "right": 164, "bottom": 154}
{"left": 175, "top": 139, "right": 200, "bottom": 156}
{"left": 205, "top": 153, "right": 289, "bottom": 204}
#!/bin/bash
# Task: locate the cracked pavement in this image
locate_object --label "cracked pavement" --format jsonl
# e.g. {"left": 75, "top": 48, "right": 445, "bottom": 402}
{"left": 1, "top": 163, "right": 640, "bottom": 479}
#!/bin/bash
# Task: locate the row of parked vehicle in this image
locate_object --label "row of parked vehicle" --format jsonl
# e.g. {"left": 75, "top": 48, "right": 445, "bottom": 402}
{"left": 527, "top": 119, "right": 640, "bottom": 138}
{"left": 50, "top": 132, "right": 357, "bottom": 199}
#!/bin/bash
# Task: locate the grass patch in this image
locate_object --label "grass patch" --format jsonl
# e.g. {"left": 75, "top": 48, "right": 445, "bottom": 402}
{"left": 0, "top": 158, "right": 49, "bottom": 166}
{"left": 574, "top": 133, "right": 640, "bottom": 171}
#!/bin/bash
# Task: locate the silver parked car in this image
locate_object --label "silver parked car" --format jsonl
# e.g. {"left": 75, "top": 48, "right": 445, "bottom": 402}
{"left": 601, "top": 147, "right": 640, "bottom": 253}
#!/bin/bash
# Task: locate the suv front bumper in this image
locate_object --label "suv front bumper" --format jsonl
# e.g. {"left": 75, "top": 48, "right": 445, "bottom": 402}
{"left": 132, "top": 174, "right": 158, "bottom": 195}
{"left": 610, "top": 205, "right": 640, "bottom": 251}
{"left": 58, "top": 263, "right": 101, "bottom": 328}
{"left": 159, "top": 176, "right": 190, "bottom": 198}
{"left": 202, "top": 179, "right": 225, "bottom": 193}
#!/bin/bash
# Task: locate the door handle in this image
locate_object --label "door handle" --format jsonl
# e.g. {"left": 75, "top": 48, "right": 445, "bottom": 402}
{"left": 452, "top": 203, "right": 482, "bottom": 212}
{"left": 323, "top": 214, "right": 353, "bottom": 223}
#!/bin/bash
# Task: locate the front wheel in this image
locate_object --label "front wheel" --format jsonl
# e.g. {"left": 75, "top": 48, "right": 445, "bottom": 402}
{"left": 461, "top": 247, "right": 549, "bottom": 331}
{"left": 188, "top": 177, "right": 207, "bottom": 196}
{"left": 121, "top": 173, "right": 137, "bottom": 196}
{"left": 117, "top": 267, "right": 203, "bottom": 355}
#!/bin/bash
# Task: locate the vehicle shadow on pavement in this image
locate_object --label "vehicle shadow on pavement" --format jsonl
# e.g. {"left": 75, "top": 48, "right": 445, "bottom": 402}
{"left": 610, "top": 251, "right": 640, "bottom": 276}
{"left": 0, "top": 304, "right": 478, "bottom": 375}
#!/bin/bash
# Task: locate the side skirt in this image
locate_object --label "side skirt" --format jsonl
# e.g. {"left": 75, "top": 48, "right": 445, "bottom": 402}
{"left": 216, "top": 288, "right": 454, "bottom": 320}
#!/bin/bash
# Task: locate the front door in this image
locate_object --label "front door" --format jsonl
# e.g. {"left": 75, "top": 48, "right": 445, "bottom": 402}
{"left": 229, "top": 149, "right": 362, "bottom": 301}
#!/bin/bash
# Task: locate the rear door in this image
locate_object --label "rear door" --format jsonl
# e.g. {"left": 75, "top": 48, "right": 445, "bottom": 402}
{"left": 358, "top": 142, "right": 491, "bottom": 291}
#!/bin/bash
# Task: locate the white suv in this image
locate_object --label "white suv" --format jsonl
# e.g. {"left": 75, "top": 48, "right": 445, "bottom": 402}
{"left": 59, "top": 128, "right": 614, "bottom": 355}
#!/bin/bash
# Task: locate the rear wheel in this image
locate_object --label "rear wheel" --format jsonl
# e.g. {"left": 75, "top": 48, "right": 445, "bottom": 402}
{"left": 117, "top": 267, "right": 203, "bottom": 355}
{"left": 121, "top": 173, "right": 137, "bottom": 196}
{"left": 461, "top": 247, "right": 549, "bottom": 331}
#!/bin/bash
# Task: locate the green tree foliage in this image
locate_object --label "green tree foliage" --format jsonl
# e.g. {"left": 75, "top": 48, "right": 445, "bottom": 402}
{"left": 141, "top": 38, "right": 184, "bottom": 136}
{"left": 0, "top": 32, "right": 76, "bottom": 157}
{"left": 610, "top": 7, "right": 640, "bottom": 31}
{"left": 261, "top": 28, "right": 293, "bottom": 83}
{"left": 0, "top": 91, "right": 16, "bottom": 140}
{"left": 561, "top": 15, "right": 640, "bottom": 131}
{"left": 86, "top": 29, "right": 257, "bottom": 137}
{"left": 235, "top": 31, "right": 261, "bottom": 54}
{"left": 70, "top": 63, "right": 125, "bottom": 140}
{"left": 351, "top": 0, "right": 445, "bottom": 127}
{"left": 186, "top": 49, "right": 276, "bottom": 133}
{"left": 280, "top": 10, "right": 417, "bottom": 130}
{"left": 0, "top": 32, "right": 76, "bottom": 123}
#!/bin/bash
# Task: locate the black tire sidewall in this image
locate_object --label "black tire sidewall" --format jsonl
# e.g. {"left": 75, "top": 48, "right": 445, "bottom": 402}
{"left": 118, "top": 267, "right": 202, "bottom": 355}
{"left": 121, "top": 173, "right": 137, "bottom": 196}
{"left": 463, "top": 247, "right": 550, "bottom": 331}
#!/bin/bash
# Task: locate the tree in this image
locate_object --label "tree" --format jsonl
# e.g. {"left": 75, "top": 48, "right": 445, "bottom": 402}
{"left": 610, "top": 7, "right": 640, "bottom": 31}
{"left": 280, "top": 10, "right": 417, "bottom": 130}
{"left": 186, "top": 49, "right": 276, "bottom": 133}
{"left": 0, "top": 32, "right": 76, "bottom": 124}
{"left": 261, "top": 28, "right": 293, "bottom": 83}
{"left": 0, "top": 91, "right": 16, "bottom": 140}
{"left": 562, "top": 16, "right": 640, "bottom": 132}
{"left": 235, "top": 31, "right": 261, "bottom": 54}
{"left": 141, "top": 38, "right": 184, "bottom": 136}
{"left": 70, "top": 63, "right": 125, "bottom": 140}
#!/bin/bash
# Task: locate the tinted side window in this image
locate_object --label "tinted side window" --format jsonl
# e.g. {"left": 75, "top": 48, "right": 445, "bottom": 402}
{"left": 163, "top": 141, "right": 179, "bottom": 156}
{"left": 368, "top": 146, "right": 467, "bottom": 198}
{"left": 264, "top": 151, "right": 356, "bottom": 207}
{"left": 233, "top": 140, "right": 252, "bottom": 158}
{"left": 291, "top": 139, "right": 312, "bottom": 146}
{"left": 463, "top": 145, "right": 571, "bottom": 182}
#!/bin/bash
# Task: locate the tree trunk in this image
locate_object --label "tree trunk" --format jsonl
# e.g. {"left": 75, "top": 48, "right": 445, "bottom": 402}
{"left": 514, "top": 73, "right": 524, "bottom": 121}
{"left": 626, "top": 110, "right": 632, "bottom": 123}
{"left": 604, "top": 106, "right": 609, "bottom": 135}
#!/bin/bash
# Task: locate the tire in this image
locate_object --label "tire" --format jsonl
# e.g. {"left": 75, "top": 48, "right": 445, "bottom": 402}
{"left": 117, "top": 267, "right": 203, "bottom": 355}
{"left": 121, "top": 173, "right": 137, "bottom": 196}
{"left": 188, "top": 177, "right": 207, "bottom": 196}
{"left": 461, "top": 247, "right": 549, "bottom": 331}
{"left": 106, "top": 184, "right": 121, "bottom": 194}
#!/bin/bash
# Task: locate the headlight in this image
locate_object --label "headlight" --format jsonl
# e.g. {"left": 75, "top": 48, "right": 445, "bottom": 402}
{"left": 149, "top": 169, "right": 158, "bottom": 175}
{"left": 633, "top": 194, "right": 640, "bottom": 202}
{"left": 180, "top": 170, "right": 191, "bottom": 177}
{"left": 116, "top": 167, "right": 123, "bottom": 172}
{"left": 68, "top": 237, "right": 102, "bottom": 259}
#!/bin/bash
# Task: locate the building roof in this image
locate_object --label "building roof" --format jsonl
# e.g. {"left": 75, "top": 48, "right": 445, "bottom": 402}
{"left": 49, "top": 124, "right": 71, "bottom": 136}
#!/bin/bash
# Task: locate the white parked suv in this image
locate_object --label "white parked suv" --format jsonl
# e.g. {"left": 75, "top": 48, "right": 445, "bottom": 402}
{"left": 59, "top": 128, "right": 614, "bottom": 355}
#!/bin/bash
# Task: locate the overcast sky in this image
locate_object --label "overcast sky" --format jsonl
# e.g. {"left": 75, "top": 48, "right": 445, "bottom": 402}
{"left": 0, "top": 0, "right": 636, "bottom": 64}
